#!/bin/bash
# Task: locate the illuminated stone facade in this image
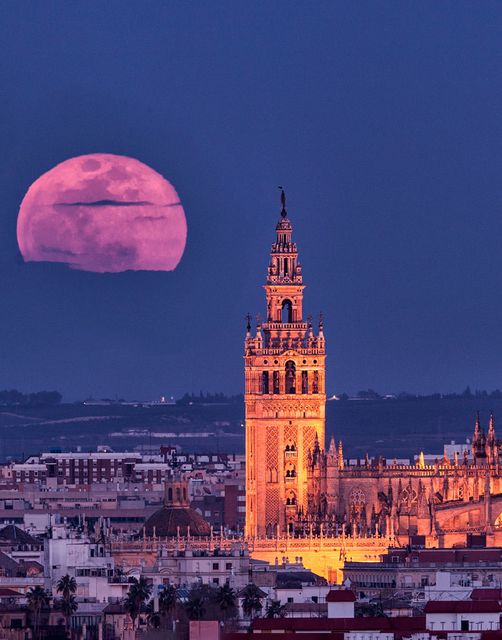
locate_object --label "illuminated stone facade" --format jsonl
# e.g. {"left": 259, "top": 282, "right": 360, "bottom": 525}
{"left": 244, "top": 191, "right": 326, "bottom": 537}
{"left": 245, "top": 195, "right": 502, "bottom": 567}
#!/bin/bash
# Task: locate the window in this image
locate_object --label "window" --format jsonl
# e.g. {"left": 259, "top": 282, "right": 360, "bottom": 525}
{"left": 281, "top": 299, "right": 293, "bottom": 323}
{"left": 262, "top": 371, "right": 269, "bottom": 394}
{"left": 461, "top": 620, "right": 469, "bottom": 631}
{"left": 301, "top": 371, "right": 308, "bottom": 394}
{"left": 212, "top": 562, "right": 219, "bottom": 571}
{"left": 285, "top": 361, "right": 296, "bottom": 394}
{"left": 273, "top": 371, "right": 280, "bottom": 394}
{"left": 212, "top": 577, "right": 220, "bottom": 585}
{"left": 312, "top": 371, "right": 319, "bottom": 394}
{"left": 226, "top": 562, "right": 232, "bottom": 570}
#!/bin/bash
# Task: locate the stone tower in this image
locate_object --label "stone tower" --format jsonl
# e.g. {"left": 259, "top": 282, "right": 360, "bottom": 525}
{"left": 244, "top": 191, "right": 326, "bottom": 537}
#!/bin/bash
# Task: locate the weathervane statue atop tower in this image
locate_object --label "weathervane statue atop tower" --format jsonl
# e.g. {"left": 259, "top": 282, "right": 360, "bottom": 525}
{"left": 279, "top": 186, "right": 287, "bottom": 217}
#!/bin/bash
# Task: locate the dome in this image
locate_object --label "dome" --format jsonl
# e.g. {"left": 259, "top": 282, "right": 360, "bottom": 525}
{"left": 144, "top": 505, "right": 211, "bottom": 538}
{"left": 143, "top": 475, "right": 211, "bottom": 538}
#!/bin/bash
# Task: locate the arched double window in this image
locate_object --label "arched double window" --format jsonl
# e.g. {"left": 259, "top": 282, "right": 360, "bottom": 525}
{"left": 286, "top": 491, "right": 297, "bottom": 506}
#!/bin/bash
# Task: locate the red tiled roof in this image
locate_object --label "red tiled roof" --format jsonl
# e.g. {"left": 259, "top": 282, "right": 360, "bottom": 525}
{"left": 481, "top": 632, "right": 502, "bottom": 640}
{"left": 425, "top": 601, "right": 502, "bottom": 614}
{"left": 253, "top": 616, "right": 426, "bottom": 633}
{"left": 225, "top": 634, "right": 344, "bottom": 640}
{"left": 472, "top": 589, "right": 502, "bottom": 601}
{"left": 0, "top": 588, "right": 22, "bottom": 597}
{"left": 326, "top": 589, "right": 356, "bottom": 602}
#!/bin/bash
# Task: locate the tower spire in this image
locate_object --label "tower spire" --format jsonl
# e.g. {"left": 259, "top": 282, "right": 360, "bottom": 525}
{"left": 244, "top": 192, "right": 326, "bottom": 536}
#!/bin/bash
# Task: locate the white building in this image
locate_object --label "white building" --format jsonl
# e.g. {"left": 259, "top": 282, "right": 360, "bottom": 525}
{"left": 424, "top": 600, "right": 502, "bottom": 631}
{"left": 327, "top": 589, "right": 356, "bottom": 618}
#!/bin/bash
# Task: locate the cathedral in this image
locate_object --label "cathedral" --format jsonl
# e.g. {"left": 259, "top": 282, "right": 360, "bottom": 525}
{"left": 244, "top": 193, "right": 502, "bottom": 547}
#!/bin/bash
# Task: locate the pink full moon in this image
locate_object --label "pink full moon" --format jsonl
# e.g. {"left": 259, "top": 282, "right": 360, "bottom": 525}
{"left": 17, "top": 154, "right": 187, "bottom": 273}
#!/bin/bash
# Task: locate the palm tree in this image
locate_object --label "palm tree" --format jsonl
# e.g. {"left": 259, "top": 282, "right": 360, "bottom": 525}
{"left": 158, "top": 584, "right": 177, "bottom": 627}
{"left": 123, "top": 576, "right": 152, "bottom": 630}
{"left": 241, "top": 584, "right": 263, "bottom": 622}
{"left": 185, "top": 594, "right": 206, "bottom": 621}
{"left": 216, "top": 583, "right": 237, "bottom": 623}
{"left": 26, "top": 586, "right": 51, "bottom": 640}
{"left": 56, "top": 574, "right": 78, "bottom": 632}
{"left": 265, "top": 599, "right": 286, "bottom": 618}
{"left": 144, "top": 601, "right": 161, "bottom": 629}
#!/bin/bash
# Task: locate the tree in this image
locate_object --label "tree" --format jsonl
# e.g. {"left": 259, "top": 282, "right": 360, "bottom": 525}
{"left": 158, "top": 584, "right": 177, "bottom": 627}
{"left": 265, "top": 599, "right": 286, "bottom": 618}
{"left": 216, "top": 583, "right": 237, "bottom": 623}
{"left": 144, "top": 601, "right": 161, "bottom": 629}
{"left": 241, "top": 584, "right": 263, "bottom": 621}
{"left": 185, "top": 592, "right": 206, "bottom": 620}
{"left": 27, "top": 586, "right": 51, "bottom": 640}
{"left": 123, "top": 577, "right": 152, "bottom": 629}
{"left": 56, "top": 574, "right": 78, "bottom": 632}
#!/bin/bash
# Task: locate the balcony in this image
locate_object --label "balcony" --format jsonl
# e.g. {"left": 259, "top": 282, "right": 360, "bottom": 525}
{"left": 263, "top": 322, "right": 307, "bottom": 331}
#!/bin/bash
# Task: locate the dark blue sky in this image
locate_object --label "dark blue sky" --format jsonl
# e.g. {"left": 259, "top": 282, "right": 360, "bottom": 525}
{"left": 1, "top": 2, "right": 501, "bottom": 400}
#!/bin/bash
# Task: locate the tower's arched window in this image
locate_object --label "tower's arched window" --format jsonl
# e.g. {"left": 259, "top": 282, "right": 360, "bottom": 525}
{"left": 285, "top": 463, "right": 296, "bottom": 478}
{"left": 273, "top": 371, "right": 280, "bottom": 394}
{"left": 285, "top": 360, "right": 296, "bottom": 394}
{"left": 168, "top": 488, "right": 173, "bottom": 502}
{"left": 176, "top": 487, "right": 181, "bottom": 502}
{"left": 312, "top": 371, "right": 319, "bottom": 394}
{"left": 281, "top": 299, "right": 293, "bottom": 323}
{"left": 261, "top": 371, "right": 269, "bottom": 394}
{"left": 301, "top": 371, "right": 308, "bottom": 394}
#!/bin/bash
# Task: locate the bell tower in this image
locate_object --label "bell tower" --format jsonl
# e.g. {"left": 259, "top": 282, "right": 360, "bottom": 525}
{"left": 245, "top": 191, "right": 326, "bottom": 537}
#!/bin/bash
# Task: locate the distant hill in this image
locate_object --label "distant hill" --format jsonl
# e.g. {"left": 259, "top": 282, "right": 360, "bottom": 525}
{"left": 0, "top": 394, "right": 498, "bottom": 462}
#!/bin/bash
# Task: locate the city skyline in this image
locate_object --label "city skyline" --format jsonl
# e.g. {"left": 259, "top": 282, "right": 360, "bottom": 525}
{"left": 1, "top": 3, "right": 502, "bottom": 401}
